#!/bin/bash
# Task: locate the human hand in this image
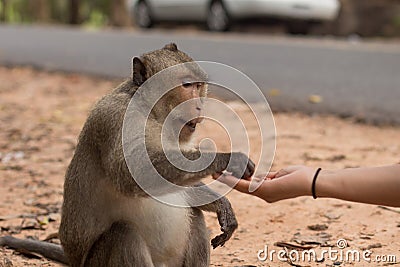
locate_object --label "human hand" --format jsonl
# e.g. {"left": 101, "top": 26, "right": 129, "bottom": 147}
{"left": 212, "top": 165, "right": 319, "bottom": 203}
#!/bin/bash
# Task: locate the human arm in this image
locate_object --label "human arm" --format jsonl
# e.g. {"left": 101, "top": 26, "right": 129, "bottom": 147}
{"left": 213, "top": 164, "right": 400, "bottom": 207}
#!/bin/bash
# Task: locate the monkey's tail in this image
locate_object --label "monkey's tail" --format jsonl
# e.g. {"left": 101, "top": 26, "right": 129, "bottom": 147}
{"left": 0, "top": 236, "right": 69, "bottom": 265}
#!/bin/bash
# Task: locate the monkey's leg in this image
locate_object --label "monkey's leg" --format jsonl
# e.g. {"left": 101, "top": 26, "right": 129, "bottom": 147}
{"left": 84, "top": 221, "right": 154, "bottom": 267}
{"left": 183, "top": 209, "right": 210, "bottom": 267}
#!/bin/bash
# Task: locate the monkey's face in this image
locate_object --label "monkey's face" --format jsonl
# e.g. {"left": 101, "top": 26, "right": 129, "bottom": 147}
{"left": 155, "top": 79, "right": 207, "bottom": 144}
{"left": 133, "top": 43, "right": 208, "bottom": 144}
{"left": 177, "top": 80, "right": 206, "bottom": 136}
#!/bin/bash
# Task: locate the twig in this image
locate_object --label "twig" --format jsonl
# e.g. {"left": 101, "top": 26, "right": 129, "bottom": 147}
{"left": 275, "top": 242, "right": 317, "bottom": 251}
{"left": 378, "top": 206, "right": 400, "bottom": 214}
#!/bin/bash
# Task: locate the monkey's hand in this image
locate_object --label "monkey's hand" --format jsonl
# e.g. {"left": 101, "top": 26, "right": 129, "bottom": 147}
{"left": 211, "top": 199, "right": 238, "bottom": 249}
{"left": 225, "top": 152, "right": 255, "bottom": 180}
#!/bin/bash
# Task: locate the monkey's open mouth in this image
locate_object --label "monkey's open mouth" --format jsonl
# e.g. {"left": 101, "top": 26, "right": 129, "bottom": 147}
{"left": 180, "top": 117, "right": 203, "bottom": 133}
{"left": 185, "top": 120, "right": 197, "bottom": 132}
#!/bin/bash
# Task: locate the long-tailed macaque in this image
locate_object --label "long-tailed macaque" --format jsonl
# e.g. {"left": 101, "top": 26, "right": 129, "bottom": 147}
{"left": 0, "top": 43, "right": 255, "bottom": 267}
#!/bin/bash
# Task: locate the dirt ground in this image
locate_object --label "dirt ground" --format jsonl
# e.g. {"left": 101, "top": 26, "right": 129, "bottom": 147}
{"left": 0, "top": 66, "right": 399, "bottom": 267}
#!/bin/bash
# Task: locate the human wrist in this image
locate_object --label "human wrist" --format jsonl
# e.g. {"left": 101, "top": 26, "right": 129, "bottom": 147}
{"left": 298, "top": 167, "right": 320, "bottom": 198}
{"left": 311, "top": 168, "right": 322, "bottom": 199}
{"left": 312, "top": 169, "right": 338, "bottom": 199}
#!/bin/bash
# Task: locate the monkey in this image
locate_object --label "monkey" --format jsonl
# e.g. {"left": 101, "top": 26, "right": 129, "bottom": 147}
{"left": 0, "top": 43, "right": 255, "bottom": 267}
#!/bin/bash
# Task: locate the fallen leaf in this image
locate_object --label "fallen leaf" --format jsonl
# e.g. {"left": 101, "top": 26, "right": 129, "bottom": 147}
{"left": 230, "top": 257, "right": 244, "bottom": 263}
{"left": 327, "top": 154, "right": 346, "bottom": 162}
{"left": 378, "top": 206, "right": 400, "bottom": 214}
{"left": 308, "top": 94, "right": 323, "bottom": 104}
{"left": 274, "top": 241, "right": 317, "bottom": 250}
{"left": 21, "top": 219, "right": 40, "bottom": 230}
{"left": 15, "top": 248, "right": 42, "bottom": 260}
{"left": 37, "top": 216, "right": 49, "bottom": 226}
{"left": 1, "top": 257, "right": 13, "bottom": 267}
{"left": 307, "top": 224, "right": 328, "bottom": 231}
{"left": 302, "top": 152, "right": 322, "bottom": 161}
{"left": 323, "top": 212, "right": 342, "bottom": 221}
{"left": 268, "top": 88, "right": 281, "bottom": 97}
{"left": 48, "top": 213, "right": 60, "bottom": 222}
{"left": 292, "top": 232, "right": 332, "bottom": 246}
{"left": 367, "top": 243, "right": 382, "bottom": 250}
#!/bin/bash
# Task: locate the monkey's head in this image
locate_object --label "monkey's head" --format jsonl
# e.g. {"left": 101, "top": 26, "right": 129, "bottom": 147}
{"left": 132, "top": 43, "right": 208, "bottom": 144}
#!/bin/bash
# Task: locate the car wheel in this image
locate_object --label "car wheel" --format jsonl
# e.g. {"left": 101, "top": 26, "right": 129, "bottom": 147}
{"left": 287, "top": 21, "right": 312, "bottom": 35}
{"left": 206, "top": 1, "right": 230, "bottom": 32}
{"left": 134, "top": 1, "right": 153, "bottom": 28}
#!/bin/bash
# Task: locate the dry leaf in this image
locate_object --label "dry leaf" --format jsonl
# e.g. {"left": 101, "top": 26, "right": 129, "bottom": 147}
{"left": 292, "top": 232, "right": 332, "bottom": 246}
{"left": 308, "top": 94, "right": 323, "bottom": 104}
{"left": 308, "top": 224, "right": 328, "bottom": 231}
{"left": 268, "top": 88, "right": 281, "bottom": 97}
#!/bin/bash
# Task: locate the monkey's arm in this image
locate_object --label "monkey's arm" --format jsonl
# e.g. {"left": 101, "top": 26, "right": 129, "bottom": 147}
{"left": 187, "top": 183, "right": 238, "bottom": 249}
{"left": 147, "top": 149, "right": 255, "bottom": 186}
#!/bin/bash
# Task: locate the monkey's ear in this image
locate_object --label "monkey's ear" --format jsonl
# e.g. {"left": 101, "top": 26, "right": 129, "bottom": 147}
{"left": 163, "top": 43, "right": 178, "bottom": 51}
{"left": 132, "top": 57, "right": 147, "bottom": 86}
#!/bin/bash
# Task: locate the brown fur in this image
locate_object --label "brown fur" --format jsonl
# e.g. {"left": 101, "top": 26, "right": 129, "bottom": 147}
{"left": 0, "top": 44, "right": 255, "bottom": 267}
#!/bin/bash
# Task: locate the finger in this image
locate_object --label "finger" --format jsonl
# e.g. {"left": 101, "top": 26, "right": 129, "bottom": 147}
{"left": 255, "top": 172, "right": 277, "bottom": 180}
{"left": 248, "top": 160, "right": 255, "bottom": 175}
{"left": 274, "top": 165, "right": 306, "bottom": 178}
{"left": 218, "top": 175, "right": 253, "bottom": 194}
{"left": 265, "top": 171, "right": 278, "bottom": 179}
{"left": 242, "top": 168, "right": 251, "bottom": 180}
{"left": 212, "top": 172, "right": 223, "bottom": 179}
{"left": 274, "top": 169, "right": 290, "bottom": 178}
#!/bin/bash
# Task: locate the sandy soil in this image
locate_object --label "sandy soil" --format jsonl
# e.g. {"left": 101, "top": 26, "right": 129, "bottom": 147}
{"left": 0, "top": 66, "right": 399, "bottom": 267}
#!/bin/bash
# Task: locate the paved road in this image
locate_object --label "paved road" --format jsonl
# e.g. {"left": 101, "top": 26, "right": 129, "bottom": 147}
{"left": 1, "top": 25, "right": 399, "bottom": 124}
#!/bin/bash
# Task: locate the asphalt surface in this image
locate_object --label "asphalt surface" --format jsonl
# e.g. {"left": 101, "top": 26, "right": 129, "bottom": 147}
{"left": 0, "top": 25, "right": 399, "bottom": 124}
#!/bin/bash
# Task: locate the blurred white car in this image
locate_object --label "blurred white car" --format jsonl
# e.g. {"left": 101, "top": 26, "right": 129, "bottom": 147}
{"left": 127, "top": 0, "right": 340, "bottom": 33}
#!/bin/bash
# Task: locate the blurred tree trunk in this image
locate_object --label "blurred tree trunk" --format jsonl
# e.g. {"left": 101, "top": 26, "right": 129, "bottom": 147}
{"left": 69, "top": 0, "right": 80, "bottom": 24}
{"left": 329, "top": 0, "right": 400, "bottom": 37}
{"left": 29, "top": 0, "right": 50, "bottom": 22}
{"left": 111, "top": 0, "right": 130, "bottom": 27}
{"left": 0, "top": 0, "right": 7, "bottom": 22}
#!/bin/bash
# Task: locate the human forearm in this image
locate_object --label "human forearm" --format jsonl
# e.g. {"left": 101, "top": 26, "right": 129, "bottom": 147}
{"left": 316, "top": 165, "right": 400, "bottom": 207}
{"left": 214, "top": 164, "right": 400, "bottom": 207}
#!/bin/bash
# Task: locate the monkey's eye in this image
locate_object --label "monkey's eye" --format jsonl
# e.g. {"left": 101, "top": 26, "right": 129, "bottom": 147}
{"left": 182, "top": 81, "right": 203, "bottom": 90}
{"left": 182, "top": 81, "right": 193, "bottom": 88}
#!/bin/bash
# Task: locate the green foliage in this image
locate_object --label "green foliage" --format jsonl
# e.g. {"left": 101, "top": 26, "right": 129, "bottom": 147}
{"left": 49, "top": 0, "right": 69, "bottom": 23}
{"left": 81, "top": 0, "right": 110, "bottom": 27}
{"left": 0, "top": 0, "right": 33, "bottom": 23}
{"left": 0, "top": 0, "right": 115, "bottom": 26}
{"left": 83, "top": 9, "right": 108, "bottom": 28}
{"left": 393, "top": 15, "right": 400, "bottom": 28}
